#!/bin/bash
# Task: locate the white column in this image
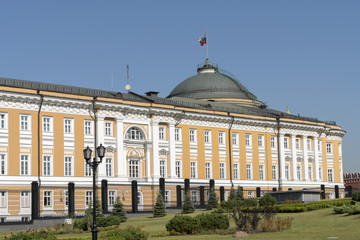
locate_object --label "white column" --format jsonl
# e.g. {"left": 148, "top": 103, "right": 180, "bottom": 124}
{"left": 145, "top": 145, "right": 151, "bottom": 178}
{"left": 302, "top": 135, "right": 309, "bottom": 181}
{"left": 279, "top": 133, "right": 286, "bottom": 181}
{"left": 313, "top": 136, "right": 320, "bottom": 181}
{"left": 151, "top": 120, "right": 160, "bottom": 178}
{"left": 168, "top": 122, "right": 176, "bottom": 178}
{"left": 116, "top": 117, "right": 126, "bottom": 177}
{"left": 96, "top": 116, "right": 105, "bottom": 176}
{"left": 291, "top": 135, "right": 298, "bottom": 181}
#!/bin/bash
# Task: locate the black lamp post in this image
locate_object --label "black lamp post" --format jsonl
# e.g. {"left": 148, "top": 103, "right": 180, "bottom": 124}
{"left": 83, "top": 144, "right": 106, "bottom": 240}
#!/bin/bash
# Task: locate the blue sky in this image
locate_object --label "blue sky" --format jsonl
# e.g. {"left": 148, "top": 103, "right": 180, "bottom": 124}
{"left": 0, "top": 1, "right": 359, "bottom": 172}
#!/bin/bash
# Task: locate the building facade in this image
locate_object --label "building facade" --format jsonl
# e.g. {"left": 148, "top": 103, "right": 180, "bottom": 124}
{"left": 0, "top": 63, "right": 345, "bottom": 220}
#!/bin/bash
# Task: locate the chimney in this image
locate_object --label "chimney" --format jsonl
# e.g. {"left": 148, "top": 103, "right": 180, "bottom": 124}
{"left": 145, "top": 91, "right": 159, "bottom": 97}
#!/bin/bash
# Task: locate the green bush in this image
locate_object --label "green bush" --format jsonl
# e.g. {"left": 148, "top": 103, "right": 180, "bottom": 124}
{"left": 153, "top": 192, "right": 167, "bottom": 217}
{"left": 111, "top": 196, "right": 127, "bottom": 222}
{"left": 73, "top": 218, "right": 88, "bottom": 231}
{"left": 207, "top": 187, "right": 219, "bottom": 210}
{"left": 236, "top": 186, "right": 244, "bottom": 200}
{"left": 99, "top": 225, "right": 149, "bottom": 240}
{"left": 221, "top": 198, "right": 259, "bottom": 212}
{"left": 1, "top": 229, "right": 57, "bottom": 240}
{"left": 228, "top": 187, "right": 237, "bottom": 201}
{"left": 97, "top": 215, "right": 122, "bottom": 227}
{"left": 166, "top": 215, "right": 200, "bottom": 234}
{"left": 182, "top": 193, "right": 195, "bottom": 214}
{"left": 195, "top": 212, "right": 229, "bottom": 231}
{"left": 351, "top": 190, "right": 360, "bottom": 201}
{"left": 259, "top": 194, "right": 277, "bottom": 206}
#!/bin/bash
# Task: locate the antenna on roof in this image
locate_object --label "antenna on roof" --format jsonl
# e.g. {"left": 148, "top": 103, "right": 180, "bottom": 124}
{"left": 125, "top": 64, "right": 131, "bottom": 92}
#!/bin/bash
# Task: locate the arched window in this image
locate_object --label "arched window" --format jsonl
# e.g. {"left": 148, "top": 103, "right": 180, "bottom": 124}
{"left": 125, "top": 127, "right": 145, "bottom": 140}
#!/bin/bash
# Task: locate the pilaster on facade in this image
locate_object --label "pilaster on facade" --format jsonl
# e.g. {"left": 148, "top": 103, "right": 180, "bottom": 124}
{"left": 302, "top": 135, "right": 309, "bottom": 181}
{"left": 291, "top": 134, "right": 297, "bottom": 181}
{"left": 151, "top": 120, "right": 160, "bottom": 179}
{"left": 116, "top": 117, "right": 126, "bottom": 177}
{"left": 96, "top": 116, "right": 105, "bottom": 176}
{"left": 168, "top": 122, "right": 176, "bottom": 178}
{"left": 279, "top": 133, "right": 286, "bottom": 181}
{"left": 313, "top": 136, "right": 320, "bottom": 181}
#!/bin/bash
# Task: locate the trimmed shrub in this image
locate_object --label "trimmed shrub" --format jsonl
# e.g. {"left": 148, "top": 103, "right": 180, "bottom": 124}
{"left": 73, "top": 218, "right": 88, "bottom": 231}
{"left": 111, "top": 196, "right": 127, "bottom": 222}
{"left": 259, "top": 194, "right": 277, "bottom": 207}
{"left": 352, "top": 190, "right": 360, "bottom": 201}
{"left": 99, "top": 225, "right": 149, "bottom": 240}
{"left": 166, "top": 215, "right": 200, "bottom": 234}
{"left": 236, "top": 186, "right": 244, "bottom": 200}
{"left": 228, "top": 188, "right": 237, "bottom": 201}
{"left": 195, "top": 212, "right": 229, "bottom": 231}
{"left": 207, "top": 187, "right": 219, "bottom": 210}
{"left": 153, "top": 192, "right": 167, "bottom": 217}
{"left": 97, "top": 215, "right": 122, "bottom": 227}
{"left": 182, "top": 193, "right": 195, "bottom": 214}
{"left": 243, "top": 198, "right": 259, "bottom": 207}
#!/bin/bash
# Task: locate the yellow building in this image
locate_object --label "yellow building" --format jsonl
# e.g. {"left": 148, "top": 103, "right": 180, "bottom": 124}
{"left": 0, "top": 62, "right": 345, "bottom": 220}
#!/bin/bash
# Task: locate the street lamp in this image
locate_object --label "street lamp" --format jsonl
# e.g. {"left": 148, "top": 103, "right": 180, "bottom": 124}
{"left": 83, "top": 144, "right": 106, "bottom": 240}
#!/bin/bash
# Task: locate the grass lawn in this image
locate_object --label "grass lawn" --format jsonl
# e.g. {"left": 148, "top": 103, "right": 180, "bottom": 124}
{"left": 53, "top": 206, "right": 360, "bottom": 240}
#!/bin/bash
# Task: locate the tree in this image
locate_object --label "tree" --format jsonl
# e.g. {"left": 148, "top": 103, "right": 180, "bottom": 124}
{"left": 153, "top": 192, "right": 167, "bottom": 217}
{"left": 236, "top": 186, "right": 244, "bottom": 200}
{"left": 228, "top": 187, "right": 237, "bottom": 201}
{"left": 84, "top": 196, "right": 103, "bottom": 229}
{"left": 182, "top": 193, "right": 195, "bottom": 214}
{"left": 207, "top": 187, "right": 219, "bottom": 210}
{"left": 111, "top": 196, "right": 127, "bottom": 222}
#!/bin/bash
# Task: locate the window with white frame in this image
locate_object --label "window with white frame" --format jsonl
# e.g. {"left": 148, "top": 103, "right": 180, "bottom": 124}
{"left": 0, "top": 154, "right": 6, "bottom": 175}
{"left": 0, "top": 192, "right": 6, "bottom": 208}
{"left": 248, "top": 191, "right": 254, "bottom": 198}
{"left": 159, "top": 127, "right": 165, "bottom": 140}
{"left": 175, "top": 128, "right": 181, "bottom": 141}
{"left": 285, "top": 165, "right": 290, "bottom": 180}
{"left": 64, "top": 118, "right": 73, "bottom": 134}
{"left": 43, "top": 191, "right": 52, "bottom": 207}
{"left": 160, "top": 160, "right": 166, "bottom": 178}
{"left": 20, "top": 115, "right": 30, "bottom": 131}
{"left": 218, "top": 132, "right": 225, "bottom": 145}
{"left": 0, "top": 113, "right": 7, "bottom": 129}
{"left": 232, "top": 133, "right": 238, "bottom": 145}
{"left": 175, "top": 161, "right": 181, "bottom": 178}
{"left": 106, "top": 158, "right": 112, "bottom": 177}
{"left": 189, "top": 129, "right": 196, "bottom": 143}
{"left": 64, "top": 157, "right": 73, "bottom": 176}
{"left": 105, "top": 122, "right": 112, "bottom": 136}
{"left": 296, "top": 138, "right": 300, "bottom": 150}
{"left": 129, "top": 160, "right": 139, "bottom": 178}
{"left": 190, "top": 161, "right": 197, "bottom": 178}
{"left": 283, "top": 137, "right": 289, "bottom": 149}
{"left": 204, "top": 130, "right": 211, "bottom": 144}
{"left": 205, "top": 162, "right": 211, "bottom": 179}
{"left": 43, "top": 156, "right": 52, "bottom": 176}
{"left": 245, "top": 134, "right": 252, "bottom": 147}
{"left": 126, "top": 127, "right": 145, "bottom": 140}
{"left": 20, "top": 154, "right": 29, "bottom": 176}
{"left": 308, "top": 166, "right": 312, "bottom": 180}
{"left": 233, "top": 163, "right": 239, "bottom": 179}
{"left": 64, "top": 190, "right": 68, "bottom": 208}
{"left": 307, "top": 139, "right": 311, "bottom": 151}
{"left": 319, "top": 167, "right": 322, "bottom": 180}
{"left": 297, "top": 166, "right": 301, "bottom": 180}
{"left": 191, "top": 191, "right": 198, "bottom": 204}
{"left": 246, "top": 164, "right": 252, "bottom": 179}
{"left": 84, "top": 120, "right": 93, "bottom": 135}
{"left": 108, "top": 190, "right": 116, "bottom": 206}
{"left": 258, "top": 135, "right": 264, "bottom": 148}
{"left": 21, "top": 191, "right": 30, "bottom": 208}
{"left": 219, "top": 162, "right": 225, "bottom": 179}
{"left": 85, "top": 191, "right": 93, "bottom": 208}
{"left": 85, "top": 162, "right": 92, "bottom": 176}
{"left": 326, "top": 143, "right": 333, "bottom": 154}
{"left": 328, "top": 169, "right": 334, "bottom": 182}
{"left": 271, "top": 136, "right": 276, "bottom": 148}
{"left": 43, "top": 116, "right": 52, "bottom": 132}
{"left": 259, "top": 165, "right": 265, "bottom": 180}
{"left": 272, "top": 165, "right": 277, "bottom": 180}
{"left": 165, "top": 190, "right": 171, "bottom": 206}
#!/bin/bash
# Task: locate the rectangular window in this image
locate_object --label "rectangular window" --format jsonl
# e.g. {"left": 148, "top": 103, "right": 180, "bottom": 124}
{"left": 189, "top": 129, "right": 196, "bottom": 143}
{"left": 165, "top": 190, "right": 170, "bottom": 206}
{"left": 190, "top": 161, "right": 197, "bottom": 178}
{"left": 108, "top": 191, "right": 116, "bottom": 206}
{"left": 43, "top": 117, "right": 52, "bottom": 132}
{"left": 308, "top": 166, "right": 312, "bottom": 180}
{"left": 296, "top": 138, "right": 300, "bottom": 150}
{"left": 20, "top": 115, "right": 30, "bottom": 130}
{"left": 160, "top": 160, "right": 166, "bottom": 178}
{"left": 232, "top": 133, "right": 238, "bottom": 145}
{"left": 0, "top": 154, "right": 6, "bottom": 175}
{"left": 205, "top": 162, "right": 211, "bottom": 179}
{"left": 85, "top": 191, "right": 93, "bottom": 208}
{"left": 258, "top": 135, "right": 264, "bottom": 148}
{"left": 129, "top": 160, "right": 139, "bottom": 178}
{"left": 219, "top": 163, "right": 225, "bottom": 179}
{"left": 285, "top": 165, "right": 290, "bottom": 180}
{"left": 248, "top": 191, "right": 254, "bottom": 198}
{"left": 259, "top": 165, "right": 265, "bottom": 180}
{"left": 297, "top": 166, "right": 301, "bottom": 180}
{"left": 85, "top": 162, "right": 92, "bottom": 176}
{"left": 191, "top": 191, "right": 198, "bottom": 204}
{"left": 43, "top": 156, "right": 51, "bottom": 176}
{"left": 64, "top": 157, "right": 73, "bottom": 176}
{"left": 106, "top": 158, "right": 112, "bottom": 177}
{"left": 307, "top": 139, "right": 311, "bottom": 151}
{"left": 284, "top": 137, "right": 289, "bottom": 149}
{"left": 319, "top": 167, "right": 322, "bottom": 180}
{"left": 326, "top": 143, "right": 333, "bottom": 154}
{"left": 204, "top": 130, "right": 211, "bottom": 144}
{"left": 105, "top": 122, "right": 112, "bottom": 136}
{"left": 20, "top": 155, "right": 29, "bottom": 175}
{"left": 272, "top": 165, "right": 277, "bottom": 180}
{"left": 233, "top": 163, "right": 239, "bottom": 179}
{"left": 21, "top": 191, "right": 30, "bottom": 208}
{"left": 175, "top": 128, "right": 181, "bottom": 141}
{"left": 64, "top": 119, "right": 73, "bottom": 134}
{"left": 175, "top": 161, "right": 181, "bottom": 178}
{"left": 43, "top": 191, "right": 52, "bottom": 207}
{"left": 159, "top": 127, "right": 165, "bottom": 140}
{"left": 0, "top": 113, "right": 6, "bottom": 129}
{"left": 271, "top": 136, "right": 276, "bottom": 148}
{"left": 218, "top": 132, "right": 225, "bottom": 145}
{"left": 246, "top": 164, "right": 252, "bottom": 180}
{"left": 84, "top": 120, "right": 92, "bottom": 135}
{"left": 328, "top": 169, "right": 333, "bottom": 182}
{"left": 0, "top": 192, "right": 5, "bottom": 208}
{"left": 245, "top": 134, "right": 252, "bottom": 147}
{"left": 64, "top": 190, "right": 68, "bottom": 208}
